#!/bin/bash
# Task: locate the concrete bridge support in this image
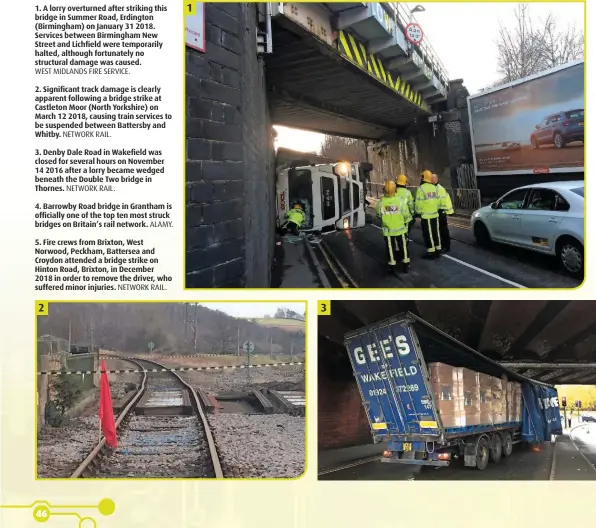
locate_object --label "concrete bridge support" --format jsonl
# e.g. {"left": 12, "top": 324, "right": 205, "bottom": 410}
{"left": 366, "top": 120, "right": 451, "bottom": 185}
{"left": 366, "top": 79, "right": 474, "bottom": 191}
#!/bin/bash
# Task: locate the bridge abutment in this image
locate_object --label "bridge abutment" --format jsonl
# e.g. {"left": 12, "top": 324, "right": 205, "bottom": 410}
{"left": 186, "top": 4, "right": 275, "bottom": 288}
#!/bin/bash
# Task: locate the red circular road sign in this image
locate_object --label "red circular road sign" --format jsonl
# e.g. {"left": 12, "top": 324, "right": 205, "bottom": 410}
{"left": 405, "top": 23, "right": 424, "bottom": 45}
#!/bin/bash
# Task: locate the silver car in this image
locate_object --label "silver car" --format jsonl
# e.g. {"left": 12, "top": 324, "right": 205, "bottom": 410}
{"left": 471, "top": 181, "right": 584, "bottom": 278}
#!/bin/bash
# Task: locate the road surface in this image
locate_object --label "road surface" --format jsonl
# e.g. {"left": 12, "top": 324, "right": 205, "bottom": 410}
{"left": 319, "top": 428, "right": 596, "bottom": 481}
{"left": 313, "top": 211, "right": 579, "bottom": 288}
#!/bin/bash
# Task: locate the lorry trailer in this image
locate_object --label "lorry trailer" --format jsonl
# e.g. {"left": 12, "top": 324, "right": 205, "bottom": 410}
{"left": 344, "top": 312, "right": 562, "bottom": 470}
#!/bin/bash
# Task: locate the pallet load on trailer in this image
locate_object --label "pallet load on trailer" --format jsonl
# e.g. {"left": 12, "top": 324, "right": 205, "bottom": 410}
{"left": 467, "top": 60, "right": 584, "bottom": 201}
{"left": 344, "top": 312, "right": 563, "bottom": 470}
{"left": 276, "top": 161, "right": 373, "bottom": 233}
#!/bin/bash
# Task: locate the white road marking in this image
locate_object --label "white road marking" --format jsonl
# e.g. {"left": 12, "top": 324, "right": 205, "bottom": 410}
{"left": 443, "top": 254, "right": 526, "bottom": 288}
{"left": 371, "top": 224, "right": 526, "bottom": 288}
{"left": 318, "top": 455, "right": 381, "bottom": 475}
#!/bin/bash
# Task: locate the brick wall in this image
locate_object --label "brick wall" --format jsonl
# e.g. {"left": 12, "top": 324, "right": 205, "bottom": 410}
{"left": 318, "top": 339, "right": 372, "bottom": 450}
{"left": 239, "top": 4, "right": 276, "bottom": 288}
{"left": 186, "top": 4, "right": 274, "bottom": 288}
{"left": 318, "top": 376, "right": 373, "bottom": 450}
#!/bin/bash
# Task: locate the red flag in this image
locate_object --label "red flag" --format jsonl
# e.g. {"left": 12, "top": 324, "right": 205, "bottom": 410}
{"left": 99, "top": 360, "right": 117, "bottom": 448}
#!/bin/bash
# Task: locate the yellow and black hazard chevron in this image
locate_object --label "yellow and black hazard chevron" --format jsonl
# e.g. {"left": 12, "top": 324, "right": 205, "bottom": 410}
{"left": 337, "top": 30, "right": 429, "bottom": 113}
{"left": 37, "top": 362, "right": 305, "bottom": 375}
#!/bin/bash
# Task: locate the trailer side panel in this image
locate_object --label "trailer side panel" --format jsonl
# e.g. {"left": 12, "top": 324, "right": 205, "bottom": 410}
{"left": 345, "top": 319, "right": 441, "bottom": 442}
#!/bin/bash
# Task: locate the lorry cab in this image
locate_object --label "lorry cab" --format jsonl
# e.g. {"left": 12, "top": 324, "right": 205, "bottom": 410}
{"left": 276, "top": 161, "right": 372, "bottom": 233}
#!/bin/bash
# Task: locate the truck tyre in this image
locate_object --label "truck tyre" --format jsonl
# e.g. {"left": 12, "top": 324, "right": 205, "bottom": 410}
{"left": 490, "top": 434, "right": 502, "bottom": 463}
{"left": 501, "top": 432, "right": 513, "bottom": 457}
{"left": 476, "top": 437, "right": 490, "bottom": 470}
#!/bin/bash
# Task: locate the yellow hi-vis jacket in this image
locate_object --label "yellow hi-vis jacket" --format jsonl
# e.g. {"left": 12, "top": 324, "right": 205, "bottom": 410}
{"left": 285, "top": 208, "right": 305, "bottom": 227}
{"left": 396, "top": 186, "right": 414, "bottom": 224}
{"left": 436, "top": 183, "right": 454, "bottom": 215}
{"left": 376, "top": 195, "right": 408, "bottom": 237}
{"left": 415, "top": 183, "right": 440, "bottom": 219}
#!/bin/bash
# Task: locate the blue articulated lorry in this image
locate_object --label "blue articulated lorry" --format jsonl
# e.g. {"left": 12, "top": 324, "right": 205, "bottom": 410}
{"left": 344, "top": 312, "right": 563, "bottom": 470}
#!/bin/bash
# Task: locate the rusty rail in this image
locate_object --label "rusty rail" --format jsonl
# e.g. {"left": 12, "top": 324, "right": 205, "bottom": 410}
{"left": 69, "top": 356, "right": 223, "bottom": 478}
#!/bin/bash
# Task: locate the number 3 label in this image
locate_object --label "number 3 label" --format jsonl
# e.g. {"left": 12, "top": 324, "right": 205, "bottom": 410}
{"left": 317, "top": 301, "right": 331, "bottom": 316}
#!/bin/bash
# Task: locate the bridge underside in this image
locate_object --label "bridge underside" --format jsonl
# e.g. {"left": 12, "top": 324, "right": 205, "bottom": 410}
{"left": 266, "top": 17, "right": 428, "bottom": 140}
{"left": 319, "top": 301, "right": 596, "bottom": 385}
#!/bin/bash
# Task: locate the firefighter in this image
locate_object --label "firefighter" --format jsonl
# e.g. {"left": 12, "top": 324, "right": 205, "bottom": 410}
{"left": 281, "top": 202, "right": 305, "bottom": 236}
{"left": 395, "top": 174, "right": 414, "bottom": 240}
{"left": 415, "top": 170, "right": 441, "bottom": 258}
{"left": 433, "top": 173, "right": 454, "bottom": 253}
{"left": 376, "top": 180, "right": 410, "bottom": 273}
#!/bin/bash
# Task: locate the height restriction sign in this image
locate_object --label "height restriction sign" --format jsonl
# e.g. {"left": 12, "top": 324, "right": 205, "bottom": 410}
{"left": 405, "top": 23, "right": 424, "bottom": 45}
{"left": 186, "top": 3, "right": 206, "bottom": 52}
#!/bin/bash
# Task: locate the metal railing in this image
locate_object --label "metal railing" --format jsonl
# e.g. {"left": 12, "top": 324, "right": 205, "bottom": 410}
{"left": 384, "top": 2, "right": 450, "bottom": 93}
{"left": 367, "top": 182, "right": 481, "bottom": 217}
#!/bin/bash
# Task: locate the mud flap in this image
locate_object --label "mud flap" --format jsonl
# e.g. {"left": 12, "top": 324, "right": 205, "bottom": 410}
{"left": 464, "top": 442, "right": 478, "bottom": 467}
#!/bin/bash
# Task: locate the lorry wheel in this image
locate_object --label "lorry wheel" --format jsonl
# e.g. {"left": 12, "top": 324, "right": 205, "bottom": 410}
{"left": 476, "top": 438, "right": 490, "bottom": 470}
{"left": 490, "top": 434, "right": 502, "bottom": 463}
{"left": 501, "top": 432, "right": 513, "bottom": 457}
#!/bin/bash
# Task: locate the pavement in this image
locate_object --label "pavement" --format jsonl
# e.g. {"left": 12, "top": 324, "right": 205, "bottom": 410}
{"left": 553, "top": 423, "right": 596, "bottom": 479}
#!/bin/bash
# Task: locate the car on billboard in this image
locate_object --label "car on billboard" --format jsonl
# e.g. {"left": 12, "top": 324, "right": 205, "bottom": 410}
{"left": 471, "top": 181, "right": 584, "bottom": 278}
{"left": 530, "top": 109, "right": 584, "bottom": 149}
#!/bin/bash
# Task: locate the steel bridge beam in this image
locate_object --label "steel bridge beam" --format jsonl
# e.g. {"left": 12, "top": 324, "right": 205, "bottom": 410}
{"left": 500, "top": 362, "right": 596, "bottom": 369}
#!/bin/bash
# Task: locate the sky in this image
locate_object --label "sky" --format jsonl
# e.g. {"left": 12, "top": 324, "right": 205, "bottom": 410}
{"left": 274, "top": 1, "right": 584, "bottom": 153}
{"left": 198, "top": 303, "right": 305, "bottom": 318}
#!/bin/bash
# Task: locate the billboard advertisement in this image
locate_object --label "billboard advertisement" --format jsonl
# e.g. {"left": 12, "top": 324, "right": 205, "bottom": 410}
{"left": 468, "top": 61, "right": 584, "bottom": 176}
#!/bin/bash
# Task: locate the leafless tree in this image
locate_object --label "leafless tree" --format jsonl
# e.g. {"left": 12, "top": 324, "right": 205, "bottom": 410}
{"left": 37, "top": 303, "right": 305, "bottom": 357}
{"left": 540, "top": 13, "right": 584, "bottom": 68}
{"left": 495, "top": 4, "right": 584, "bottom": 83}
{"left": 210, "top": 316, "right": 236, "bottom": 354}
{"left": 320, "top": 135, "right": 367, "bottom": 161}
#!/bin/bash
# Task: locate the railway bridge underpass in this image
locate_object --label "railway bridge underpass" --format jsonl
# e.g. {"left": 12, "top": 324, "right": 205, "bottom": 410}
{"left": 186, "top": 2, "right": 473, "bottom": 287}
{"left": 318, "top": 300, "right": 596, "bottom": 449}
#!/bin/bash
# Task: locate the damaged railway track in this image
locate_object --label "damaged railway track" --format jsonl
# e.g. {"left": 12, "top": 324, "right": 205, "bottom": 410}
{"left": 70, "top": 357, "right": 223, "bottom": 479}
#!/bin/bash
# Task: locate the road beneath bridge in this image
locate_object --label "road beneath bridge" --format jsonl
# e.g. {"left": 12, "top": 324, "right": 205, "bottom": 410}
{"left": 312, "top": 212, "right": 579, "bottom": 289}
{"left": 278, "top": 212, "right": 580, "bottom": 290}
{"left": 319, "top": 422, "right": 596, "bottom": 481}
